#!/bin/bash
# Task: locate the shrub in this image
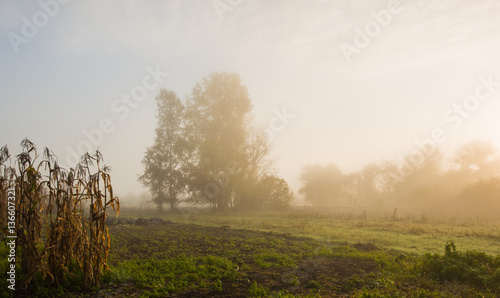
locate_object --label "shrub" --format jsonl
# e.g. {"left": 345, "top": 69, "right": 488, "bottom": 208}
{"left": 420, "top": 241, "right": 500, "bottom": 292}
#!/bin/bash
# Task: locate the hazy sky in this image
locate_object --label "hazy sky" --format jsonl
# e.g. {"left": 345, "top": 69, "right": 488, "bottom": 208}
{"left": 1, "top": 0, "right": 500, "bottom": 201}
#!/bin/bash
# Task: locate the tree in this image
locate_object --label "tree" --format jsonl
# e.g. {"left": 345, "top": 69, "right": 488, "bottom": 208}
{"left": 257, "top": 175, "right": 294, "bottom": 211}
{"left": 139, "top": 89, "right": 188, "bottom": 211}
{"left": 184, "top": 72, "right": 253, "bottom": 210}
{"left": 452, "top": 140, "right": 500, "bottom": 181}
{"left": 341, "top": 161, "right": 401, "bottom": 207}
{"left": 456, "top": 178, "right": 500, "bottom": 216}
{"left": 340, "top": 172, "right": 362, "bottom": 206}
{"left": 230, "top": 127, "right": 278, "bottom": 209}
{"left": 372, "top": 160, "right": 401, "bottom": 204}
{"left": 298, "top": 163, "right": 343, "bottom": 206}
{"left": 141, "top": 72, "right": 292, "bottom": 212}
{"left": 392, "top": 149, "right": 446, "bottom": 211}
{"left": 356, "top": 163, "right": 381, "bottom": 204}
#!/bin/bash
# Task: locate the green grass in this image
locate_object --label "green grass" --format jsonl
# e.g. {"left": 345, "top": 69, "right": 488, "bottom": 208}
{"left": 3, "top": 210, "right": 500, "bottom": 297}
{"left": 124, "top": 210, "right": 500, "bottom": 256}
{"left": 107, "top": 210, "right": 500, "bottom": 296}
{"left": 107, "top": 255, "right": 238, "bottom": 294}
{"left": 101, "top": 223, "right": 321, "bottom": 297}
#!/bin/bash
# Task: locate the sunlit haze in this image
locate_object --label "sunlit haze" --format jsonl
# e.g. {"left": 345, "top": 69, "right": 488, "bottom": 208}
{"left": 2, "top": 0, "right": 500, "bottom": 204}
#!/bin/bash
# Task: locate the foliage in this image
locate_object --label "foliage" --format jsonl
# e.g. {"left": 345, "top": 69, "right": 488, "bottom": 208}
{"left": 420, "top": 241, "right": 500, "bottom": 292}
{"left": 184, "top": 72, "right": 253, "bottom": 210}
{"left": 139, "top": 89, "right": 188, "bottom": 211}
{"left": 141, "top": 72, "right": 293, "bottom": 211}
{"left": 253, "top": 252, "right": 297, "bottom": 268}
{"left": 456, "top": 177, "right": 500, "bottom": 216}
{"left": 248, "top": 281, "right": 268, "bottom": 297}
{"left": 453, "top": 140, "right": 500, "bottom": 179}
{"left": 299, "top": 163, "right": 343, "bottom": 206}
{"left": 258, "top": 175, "right": 295, "bottom": 211}
{"left": 239, "top": 174, "right": 294, "bottom": 211}
{"left": 298, "top": 140, "right": 500, "bottom": 217}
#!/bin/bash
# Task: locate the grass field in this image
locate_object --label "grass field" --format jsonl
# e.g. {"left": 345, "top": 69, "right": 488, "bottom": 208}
{"left": 146, "top": 209, "right": 500, "bottom": 257}
{"left": 2, "top": 209, "right": 500, "bottom": 297}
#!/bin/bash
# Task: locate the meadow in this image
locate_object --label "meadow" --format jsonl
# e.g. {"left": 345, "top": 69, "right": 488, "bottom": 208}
{"left": 105, "top": 208, "right": 500, "bottom": 297}
{"left": 149, "top": 208, "right": 500, "bottom": 257}
{"left": 2, "top": 208, "right": 500, "bottom": 297}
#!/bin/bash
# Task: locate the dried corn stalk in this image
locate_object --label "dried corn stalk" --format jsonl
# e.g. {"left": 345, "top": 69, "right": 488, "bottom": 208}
{"left": 0, "top": 139, "right": 119, "bottom": 291}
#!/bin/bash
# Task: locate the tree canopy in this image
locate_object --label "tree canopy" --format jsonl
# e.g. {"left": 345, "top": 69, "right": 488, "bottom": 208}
{"left": 139, "top": 72, "right": 294, "bottom": 211}
{"left": 139, "top": 90, "right": 188, "bottom": 211}
{"left": 298, "top": 140, "right": 500, "bottom": 216}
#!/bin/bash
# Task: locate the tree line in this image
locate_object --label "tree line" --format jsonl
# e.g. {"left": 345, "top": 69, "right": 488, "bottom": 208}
{"left": 299, "top": 140, "right": 500, "bottom": 216}
{"left": 139, "top": 72, "right": 294, "bottom": 211}
{"left": 139, "top": 71, "right": 499, "bottom": 216}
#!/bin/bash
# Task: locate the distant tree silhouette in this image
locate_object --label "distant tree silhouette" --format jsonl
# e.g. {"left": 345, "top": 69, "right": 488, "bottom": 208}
{"left": 299, "top": 163, "right": 343, "bottom": 206}
{"left": 453, "top": 140, "right": 500, "bottom": 181}
{"left": 183, "top": 72, "right": 292, "bottom": 210}
{"left": 139, "top": 90, "right": 188, "bottom": 211}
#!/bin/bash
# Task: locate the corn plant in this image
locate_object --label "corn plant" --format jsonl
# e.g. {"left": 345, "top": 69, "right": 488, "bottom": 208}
{"left": 0, "top": 139, "right": 119, "bottom": 292}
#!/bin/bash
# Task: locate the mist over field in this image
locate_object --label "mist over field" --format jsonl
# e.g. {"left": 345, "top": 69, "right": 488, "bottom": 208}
{"left": 2, "top": 1, "right": 500, "bottom": 296}
{"left": 2, "top": 0, "right": 500, "bottom": 210}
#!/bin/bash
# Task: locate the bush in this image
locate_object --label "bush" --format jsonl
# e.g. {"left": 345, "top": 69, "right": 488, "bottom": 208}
{"left": 420, "top": 241, "right": 500, "bottom": 292}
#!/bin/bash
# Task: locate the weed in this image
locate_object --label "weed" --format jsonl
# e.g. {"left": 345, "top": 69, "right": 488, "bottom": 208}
{"left": 290, "top": 275, "right": 300, "bottom": 286}
{"left": 420, "top": 241, "right": 500, "bottom": 292}
{"left": 305, "top": 280, "right": 321, "bottom": 289}
{"left": 214, "top": 278, "right": 222, "bottom": 292}
{"left": 248, "top": 281, "right": 268, "bottom": 297}
{"left": 253, "top": 252, "right": 297, "bottom": 268}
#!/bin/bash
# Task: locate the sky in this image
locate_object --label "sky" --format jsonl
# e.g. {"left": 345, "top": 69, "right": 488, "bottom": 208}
{"left": 1, "top": 0, "right": 500, "bottom": 204}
